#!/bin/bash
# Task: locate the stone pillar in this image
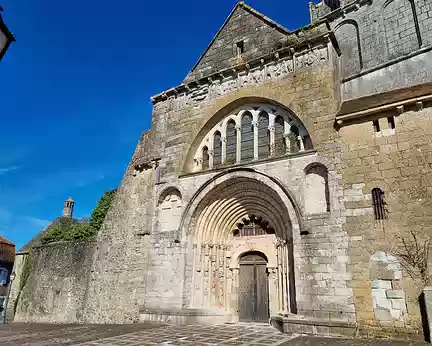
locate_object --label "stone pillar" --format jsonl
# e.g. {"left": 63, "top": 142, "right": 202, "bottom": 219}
{"left": 203, "top": 244, "right": 210, "bottom": 308}
{"left": 221, "top": 137, "right": 227, "bottom": 164}
{"left": 283, "top": 133, "right": 291, "bottom": 154}
{"left": 268, "top": 126, "right": 275, "bottom": 156}
{"left": 423, "top": 286, "right": 432, "bottom": 342}
{"left": 268, "top": 267, "right": 279, "bottom": 316}
{"left": 252, "top": 120, "right": 259, "bottom": 160}
{"left": 190, "top": 243, "right": 198, "bottom": 307}
{"left": 225, "top": 252, "right": 232, "bottom": 313}
{"left": 235, "top": 125, "right": 242, "bottom": 163}
{"left": 276, "top": 243, "right": 283, "bottom": 312}
{"left": 209, "top": 150, "right": 214, "bottom": 169}
{"left": 283, "top": 245, "right": 290, "bottom": 313}
{"left": 231, "top": 268, "right": 239, "bottom": 321}
{"left": 298, "top": 136, "right": 305, "bottom": 152}
{"left": 210, "top": 245, "right": 217, "bottom": 307}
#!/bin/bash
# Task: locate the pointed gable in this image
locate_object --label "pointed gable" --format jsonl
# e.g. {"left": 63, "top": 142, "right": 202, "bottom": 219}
{"left": 185, "top": 2, "right": 290, "bottom": 83}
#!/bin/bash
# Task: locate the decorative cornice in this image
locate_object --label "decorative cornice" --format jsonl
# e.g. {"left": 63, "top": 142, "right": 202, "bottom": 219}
{"left": 151, "top": 24, "right": 335, "bottom": 105}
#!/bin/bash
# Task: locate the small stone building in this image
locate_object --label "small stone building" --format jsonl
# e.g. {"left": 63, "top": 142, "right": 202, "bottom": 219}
{"left": 10, "top": 0, "right": 432, "bottom": 339}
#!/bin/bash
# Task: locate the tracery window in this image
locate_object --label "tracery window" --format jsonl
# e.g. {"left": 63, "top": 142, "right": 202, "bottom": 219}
{"left": 233, "top": 215, "right": 275, "bottom": 237}
{"left": 193, "top": 104, "right": 313, "bottom": 172}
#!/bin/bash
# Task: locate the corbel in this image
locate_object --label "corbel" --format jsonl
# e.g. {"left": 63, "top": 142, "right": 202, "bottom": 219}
{"left": 396, "top": 105, "right": 404, "bottom": 115}
{"left": 416, "top": 101, "right": 424, "bottom": 111}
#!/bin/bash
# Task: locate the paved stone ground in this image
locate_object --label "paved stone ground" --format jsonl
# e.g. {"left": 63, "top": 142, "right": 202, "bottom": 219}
{"left": 0, "top": 323, "right": 429, "bottom": 346}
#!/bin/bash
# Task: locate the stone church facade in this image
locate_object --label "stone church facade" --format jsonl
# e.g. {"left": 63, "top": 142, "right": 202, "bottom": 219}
{"left": 10, "top": 0, "right": 432, "bottom": 339}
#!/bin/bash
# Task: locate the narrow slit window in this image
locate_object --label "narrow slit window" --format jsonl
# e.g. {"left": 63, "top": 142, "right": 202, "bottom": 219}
{"left": 372, "top": 188, "right": 386, "bottom": 220}
{"left": 388, "top": 116, "right": 396, "bottom": 130}
{"left": 236, "top": 41, "right": 244, "bottom": 56}
{"left": 373, "top": 120, "right": 380, "bottom": 133}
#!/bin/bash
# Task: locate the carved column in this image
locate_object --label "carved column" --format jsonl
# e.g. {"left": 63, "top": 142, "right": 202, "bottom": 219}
{"left": 235, "top": 125, "right": 242, "bottom": 163}
{"left": 252, "top": 120, "right": 259, "bottom": 160}
{"left": 203, "top": 244, "right": 210, "bottom": 308}
{"left": 209, "top": 150, "right": 214, "bottom": 169}
{"left": 225, "top": 251, "right": 232, "bottom": 312}
{"left": 283, "top": 244, "right": 290, "bottom": 313}
{"left": 268, "top": 267, "right": 279, "bottom": 316}
{"left": 210, "top": 245, "right": 217, "bottom": 307}
{"left": 221, "top": 137, "right": 227, "bottom": 164}
{"left": 191, "top": 243, "right": 198, "bottom": 307}
{"left": 194, "top": 157, "right": 203, "bottom": 171}
{"left": 230, "top": 268, "right": 240, "bottom": 321}
{"left": 268, "top": 126, "right": 276, "bottom": 156}
{"left": 298, "top": 136, "right": 305, "bottom": 152}
{"left": 283, "top": 133, "right": 291, "bottom": 154}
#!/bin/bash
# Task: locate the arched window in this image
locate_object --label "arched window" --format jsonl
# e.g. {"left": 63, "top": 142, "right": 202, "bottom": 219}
{"left": 324, "top": 0, "right": 340, "bottom": 11}
{"left": 241, "top": 112, "right": 254, "bottom": 162}
{"left": 289, "top": 125, "right": 300, "bottom": 153}
{"left": 258, "top": 111, "right": 270, "bottom": 159}
{"left": 304, "top": 163, "right": 330, "bottom": 214}
{"left": 226, "top": 120, "right": 237, "bottom": 164}
{"left": 274, "top": 116, "right": 285, "bottom": 156}
{"left": 202, "top": 147, "right": 209, "bottom": 170}
{"left": 372, "top": 188, "right": 386, "bottom": 220}
{"left": 213, "top": 131, "right": 222, "bottom": 168}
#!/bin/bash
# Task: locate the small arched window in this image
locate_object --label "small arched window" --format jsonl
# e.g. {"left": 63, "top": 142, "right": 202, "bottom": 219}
{"left": 372, "top": 188, "right": 386, "bottom": 220}
{"left": 274, "top": 116, "right": 286, "bottom": 156}
{"left": 213, "top": 131, "right": 222, "bottom": 168}
{"left": 202, "top": 146, "right": 209, "bottom": 170}
{"left": 258, "top": 111, "right": 270, "bottom": 159}
{"left": 226, "top": 120, "right": 237, "bottom": 164}
{"left": 325, "top": 0, "right": 340, "bottom": 11}
{"left": 289, "top": 125, "right": 300, "bottom": 153}
{"left": 241, "top": 112, "right": 254, "bottom": 162}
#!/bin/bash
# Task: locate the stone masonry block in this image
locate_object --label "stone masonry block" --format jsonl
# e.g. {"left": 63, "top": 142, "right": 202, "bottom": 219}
{"left": 386, "top": 290, "right": 405, "bottom": 299}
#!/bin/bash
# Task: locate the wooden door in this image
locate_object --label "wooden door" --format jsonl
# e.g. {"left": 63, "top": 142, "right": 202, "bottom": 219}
{"left": 238, "top": 252, "right": 269, "bottom": 322}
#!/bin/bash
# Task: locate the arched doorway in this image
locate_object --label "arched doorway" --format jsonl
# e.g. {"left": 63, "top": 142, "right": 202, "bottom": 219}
{"left": 181, "top": 170, "right": 300, "bottom": 322}
{"left": 239, "top": 251, "right": 269, "bottom": 322}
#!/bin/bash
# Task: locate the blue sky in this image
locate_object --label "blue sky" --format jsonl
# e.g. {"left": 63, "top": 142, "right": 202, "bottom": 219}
{"left": 0, "top": 0, "right": 313, "bottom": 250}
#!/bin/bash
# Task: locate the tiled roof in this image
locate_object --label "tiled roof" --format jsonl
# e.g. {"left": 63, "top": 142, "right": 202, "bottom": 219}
{"left": 0, "top": 236, "right": 15, "bottom": 246}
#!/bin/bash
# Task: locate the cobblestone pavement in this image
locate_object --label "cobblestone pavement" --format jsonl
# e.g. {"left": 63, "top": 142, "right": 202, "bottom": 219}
{"left": 0, "top": 323, "right": 429, "bottom": 346}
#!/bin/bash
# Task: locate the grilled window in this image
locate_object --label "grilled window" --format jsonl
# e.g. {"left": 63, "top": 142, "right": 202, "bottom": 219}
{"left": 233, "top": 215, "right": 275, "bottom": 237}
{"left": 372, "top": 188, "right": 386, "bottom": 220}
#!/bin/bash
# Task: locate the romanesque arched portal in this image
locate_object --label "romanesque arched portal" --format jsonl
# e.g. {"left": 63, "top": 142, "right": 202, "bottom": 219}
{"left": 181, "top": 172, "right": 299, "bottom": 322}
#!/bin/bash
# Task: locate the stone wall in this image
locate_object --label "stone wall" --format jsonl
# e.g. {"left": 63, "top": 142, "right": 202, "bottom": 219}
{"left": 185, "top": 3, "right": 288, "bottom": 83}
{"left": 339, "top": 103, "right": 432, "bottom": 337}
{"left": 311, "top": 0, "right": 432, "bottom": 99}
{"left": 13, "top": 241, "right": 96, "bottom": 323}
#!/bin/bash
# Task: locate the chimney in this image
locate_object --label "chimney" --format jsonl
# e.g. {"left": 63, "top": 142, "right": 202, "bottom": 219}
{"left": 63, "top": 197, "right": 75, "bottom": 218}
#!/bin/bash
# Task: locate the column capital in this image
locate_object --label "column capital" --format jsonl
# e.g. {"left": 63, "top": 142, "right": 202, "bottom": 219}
{"left": 251, "top": 121, "right": 258, "bottom": 128}
{"left": 209, "top": 150, "right": 214, "bottom": 156}
{"left": 268, "top": 126, "right": 275, "bottom": 133}
{"left": 221, "top": 136, "right": 227, "bottom": 143}
{"left": 235, "top": 125, "right": 242, "bottom": 132}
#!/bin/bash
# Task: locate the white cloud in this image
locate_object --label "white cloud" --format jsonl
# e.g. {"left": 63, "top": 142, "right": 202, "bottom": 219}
{"left": 0, "top": 166, "right": 19, "bottom": 175}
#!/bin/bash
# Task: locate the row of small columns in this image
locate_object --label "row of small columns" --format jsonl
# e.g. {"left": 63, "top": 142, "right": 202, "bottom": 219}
{"left": 195, "top": 122, "right": 306, "bottom": 170}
